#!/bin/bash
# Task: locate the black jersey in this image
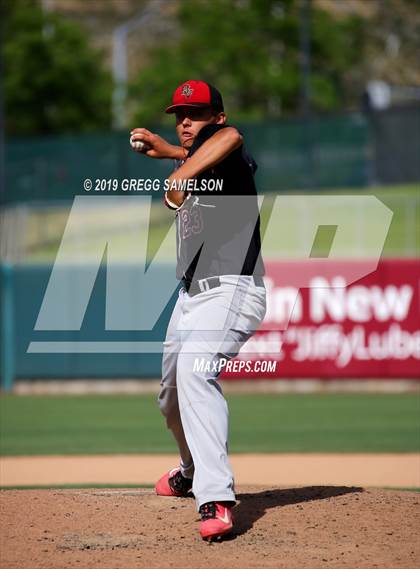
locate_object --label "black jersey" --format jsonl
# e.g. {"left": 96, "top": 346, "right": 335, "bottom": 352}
{"left": 175, "top": 124, "right": 265, "bottom": 282}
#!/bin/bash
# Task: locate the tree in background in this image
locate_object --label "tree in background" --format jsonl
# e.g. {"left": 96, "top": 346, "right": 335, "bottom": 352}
{"left": 130, "top": 0, "right": 365, "bottom": 125}
{"left": 2, "top": 0, "right": 112, "bottom": 135}
{"left": 363, "top": 0, "right": 420, "bottom": 86}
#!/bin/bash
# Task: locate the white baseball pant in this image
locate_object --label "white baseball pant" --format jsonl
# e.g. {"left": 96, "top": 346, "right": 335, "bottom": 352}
{"left": 158, "top": 275, "right": 266, "bottom": 509}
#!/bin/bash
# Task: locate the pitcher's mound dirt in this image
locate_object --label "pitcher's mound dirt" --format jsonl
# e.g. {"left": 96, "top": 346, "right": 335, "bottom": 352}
{"left": 1, "top": 486, "right": 419, "bottom": 569}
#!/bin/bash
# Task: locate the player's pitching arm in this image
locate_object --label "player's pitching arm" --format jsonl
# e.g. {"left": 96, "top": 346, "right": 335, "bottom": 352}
{"left": 129, "top": 127, "right": 242, "bottom": 208}
{"left": 166, "top": 128, "right": 242, "bottom": 207}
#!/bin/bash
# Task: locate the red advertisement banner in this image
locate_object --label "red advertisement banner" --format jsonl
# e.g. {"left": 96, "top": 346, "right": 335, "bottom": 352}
{"left": 223, "top": 259, "right": 420, "bottom": 379}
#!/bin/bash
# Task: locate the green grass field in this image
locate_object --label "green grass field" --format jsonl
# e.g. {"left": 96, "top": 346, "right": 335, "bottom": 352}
{"left": 1, "top": 393, "right": 418, "bottom": 456}
{"left": 259, "top": 183, "right": 419, "bottom": 259}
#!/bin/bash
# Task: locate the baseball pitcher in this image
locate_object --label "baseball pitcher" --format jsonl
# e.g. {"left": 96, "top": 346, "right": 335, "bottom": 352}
{"left": 130, "top": 80, "right": 266, "bottom": 540}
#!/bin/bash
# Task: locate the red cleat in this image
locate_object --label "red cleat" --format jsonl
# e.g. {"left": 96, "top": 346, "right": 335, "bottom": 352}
{"left": 199, "top": 501, "right": 233, "bottom": 541}
{"left": 155, "top": 467, "right": 193, "bottom": 497}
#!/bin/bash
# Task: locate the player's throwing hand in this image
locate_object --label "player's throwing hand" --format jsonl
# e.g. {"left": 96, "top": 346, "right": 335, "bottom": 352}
{"left": 129, "top": 128, "right": 186, "bottom": 160}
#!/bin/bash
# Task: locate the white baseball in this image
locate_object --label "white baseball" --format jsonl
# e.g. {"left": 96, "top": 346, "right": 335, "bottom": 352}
{"left": 130, "top": 135, "right": 146, "bottom": 151}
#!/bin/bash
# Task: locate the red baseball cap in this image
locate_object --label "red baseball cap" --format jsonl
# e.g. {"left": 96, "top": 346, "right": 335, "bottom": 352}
{"left": 165, "top": 80, "right": 224, "bottom": 114}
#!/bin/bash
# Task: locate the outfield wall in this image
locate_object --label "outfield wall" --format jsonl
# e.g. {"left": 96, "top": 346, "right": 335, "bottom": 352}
{"left": 4, "top": 113, "right": 369, "bottom": 206}
{"left": 1, "top": 259, "right": 419, "bottom": 388}
{"left": 4, "top": 107, "right": 420, "bottom": 209}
